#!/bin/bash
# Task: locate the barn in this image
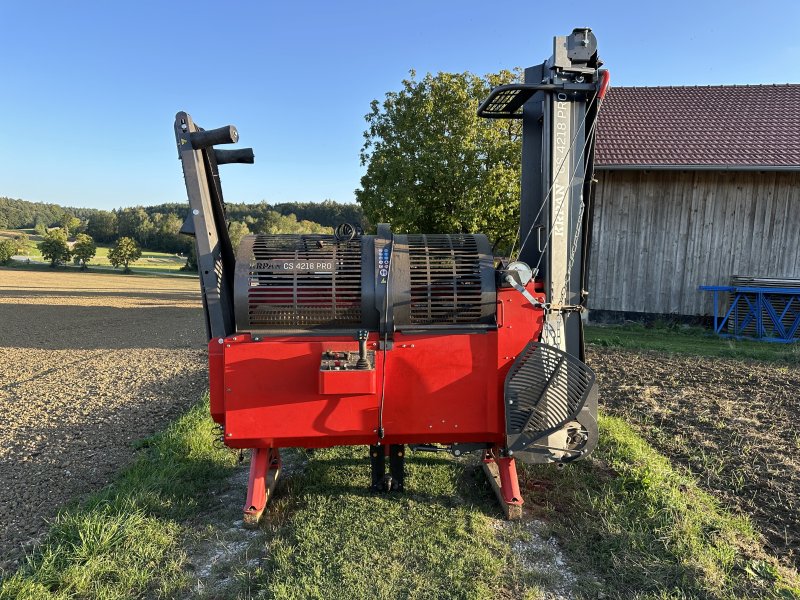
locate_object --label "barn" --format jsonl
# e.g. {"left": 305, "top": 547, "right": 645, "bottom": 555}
{"left": 587, "top": 84, "right": 800, "bottom": 321}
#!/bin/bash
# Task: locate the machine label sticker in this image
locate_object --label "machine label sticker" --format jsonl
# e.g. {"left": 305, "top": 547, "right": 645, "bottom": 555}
{"left": 252, "top": 261, "right": 335, "bottom": 273}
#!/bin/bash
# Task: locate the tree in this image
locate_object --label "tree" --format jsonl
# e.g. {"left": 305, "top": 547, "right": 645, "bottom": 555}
{"left": 116, "top": 208, "right": 155, "bottom": 247}
{"left": 13, "top": 232, "right": 34, "bottom": 256}
{"left": 72, "top": 233, "right": 97, "bottom": 270}
{"left": 181, "top": 244, "right": 198, "bottom": 272}
{"left": 356, "top": 70, "right": 522, "bottom": 251}
{"left": 228, "top": 220, "right": 251, "bottom": 250}
{"left": 86, "top": 210, "right": 118, "bottom": 243}
{"left": 108, "top": 237, "right": 142, "bottom": 273}
{"left": 59, "top": 213, "right": 82, "bottom": 237}
{"left": 39, "top": 228, "right": 71, "bottom": 267}
{"left": 0, "top": 239, "right": 16, "bottom": 264}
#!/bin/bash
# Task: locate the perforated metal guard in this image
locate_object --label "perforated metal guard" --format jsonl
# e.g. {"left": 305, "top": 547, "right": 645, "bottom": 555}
{"left": 235, "top": 234, "right": 362, "bottom": 329}
{"left": 406, "top": 234, "right": 487, "bottom": 325}
{"left": 505, "top": 341, "right": 595, "bottom": 451}
{"left": 477, "top": 84, "right": 539, "bottom": 118}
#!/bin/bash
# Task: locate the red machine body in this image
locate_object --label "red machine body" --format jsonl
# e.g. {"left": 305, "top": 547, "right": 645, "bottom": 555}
{"left": 210, "top": 285, "right": 544, "bottom": 450}
{"left": 175, "top": 27, "right": 606, "bottom": 522}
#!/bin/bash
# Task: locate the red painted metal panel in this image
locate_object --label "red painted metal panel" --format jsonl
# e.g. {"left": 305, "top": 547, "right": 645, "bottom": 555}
{"left": 211, "top": 285, "right": 545, "bottom": 450}
{"left": 319, "top": 369, "right": 376, "bottom": 395}
{"left": 208, "top": 339, "right": 225, "bottom": 425}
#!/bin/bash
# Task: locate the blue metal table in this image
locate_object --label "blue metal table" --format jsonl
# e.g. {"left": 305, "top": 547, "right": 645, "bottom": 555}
{"left": 699, "top": 285, "right": 800, "bottom": 343}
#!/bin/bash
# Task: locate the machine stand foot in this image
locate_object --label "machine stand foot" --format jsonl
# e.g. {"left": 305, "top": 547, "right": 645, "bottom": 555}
{"left": 388, "top": 444, "right": 405, "bottom": 491}
{"left": 369, "top": 444, "right": 405, "bottom": 491}
{"left": 482, "top": 450, "right": 524, "bottom": 520}
{"left": 243, "top": 447, "right": 281, "bottom": 528}
{"left": 369, "top": 445, "right": 385, "bottom": 491}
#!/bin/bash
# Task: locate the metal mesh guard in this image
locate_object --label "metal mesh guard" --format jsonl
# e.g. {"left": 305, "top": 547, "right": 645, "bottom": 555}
{"left": 504, "top": 341, "right": 595, "bottom": 451}
{"left": 237, "top": 234, "right": 362, "bottom": 329}
{"left": 477, "top": 84, "right": 537, "bottom": 118}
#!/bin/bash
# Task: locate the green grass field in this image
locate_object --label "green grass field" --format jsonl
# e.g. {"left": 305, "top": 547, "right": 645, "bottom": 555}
{"left": 585, "top": 322, "right": 800, "bottom": 364}
{"left": 0, "top": 229, "right": 188, "bottom": 275}
{"left": 2, "top": 399, "right": 797, "bottom": 599}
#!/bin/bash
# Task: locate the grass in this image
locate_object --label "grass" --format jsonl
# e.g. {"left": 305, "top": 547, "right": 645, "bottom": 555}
{"left": 0, "top": 400, "right": 237, "bottom": 600}
{"left": 0, "top": 228, "right": 188, "bottom": 275}
{"left": 3, "top": 401, "right": 798, "bottom": 598}
{"left": 233, "top": 447, "right": 538, "bottom": 600}
{"left": 585, "top": 322, "right": 800, "bottom": 364}
{"left": 521, "top": 415, "right": 800, "bottom": 599}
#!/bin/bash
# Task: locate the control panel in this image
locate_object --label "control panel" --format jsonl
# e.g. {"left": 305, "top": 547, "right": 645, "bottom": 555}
{"left": 320, "top": 350, "right": 375, "bottom": 371}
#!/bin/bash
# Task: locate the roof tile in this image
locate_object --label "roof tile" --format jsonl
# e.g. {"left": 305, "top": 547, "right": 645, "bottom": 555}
{"left": 595, "top": 84, "right": 800, "bottom": 169}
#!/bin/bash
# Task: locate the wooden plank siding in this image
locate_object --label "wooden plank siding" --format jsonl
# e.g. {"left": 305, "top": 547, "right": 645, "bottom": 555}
{"left": 587, "top": 170, "right": 800, "bottom": 316}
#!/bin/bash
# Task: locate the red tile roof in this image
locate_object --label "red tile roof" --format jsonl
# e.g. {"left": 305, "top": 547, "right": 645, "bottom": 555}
{"left": 594, "top": 84, "right": 800, "bottom": 170}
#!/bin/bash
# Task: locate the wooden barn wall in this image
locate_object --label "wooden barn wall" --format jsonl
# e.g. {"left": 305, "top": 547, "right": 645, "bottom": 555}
{"left": 587, "top": 170, "right": 800, "bottom": 316}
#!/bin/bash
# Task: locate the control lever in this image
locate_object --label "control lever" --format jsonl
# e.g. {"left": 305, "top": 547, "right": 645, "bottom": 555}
{"left": 501, "top": 261, "right": 550, "bottom": 310}
{"left": 356, "top": 329, "right": 369, "bottom": 369}
{"left": 505, "top": 274, "right": 549, "bottom": 309}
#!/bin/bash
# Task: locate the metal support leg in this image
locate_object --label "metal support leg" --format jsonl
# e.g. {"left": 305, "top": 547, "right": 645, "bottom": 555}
{"left": 389, "top": 444, "right": 405, "bottom": 491}
{"left": 243, "top": 447, "right": 281, "bottom": 527}
{"left": 369, "top": 444, "right": 385, "bottom": 491}
{"left": 482, "top": 448, "right": 524, "bottom": 520}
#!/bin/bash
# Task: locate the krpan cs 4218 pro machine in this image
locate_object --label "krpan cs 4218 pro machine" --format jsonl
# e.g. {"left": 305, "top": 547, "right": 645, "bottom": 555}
{"left": 174, "top": 28, "right": 609, "bottom": 523}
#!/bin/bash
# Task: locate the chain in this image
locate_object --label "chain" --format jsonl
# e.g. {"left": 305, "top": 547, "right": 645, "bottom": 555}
{"left": 543, "top": 112, "right": 600, "bottom": 353}
{"left": 559, "top": 199, "right": 586, "bottom": 309}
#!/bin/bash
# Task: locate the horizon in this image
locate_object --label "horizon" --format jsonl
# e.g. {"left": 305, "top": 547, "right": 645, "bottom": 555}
{"left": 2, "top": 1, "right": 799, "bottom": 211}
{"left": 1, "top": 195, "right": 351, "bottom": 214}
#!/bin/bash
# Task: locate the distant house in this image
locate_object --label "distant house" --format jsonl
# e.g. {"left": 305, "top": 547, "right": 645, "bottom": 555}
{"left": 588, "top": 84, "right": 800, "bottom": 319}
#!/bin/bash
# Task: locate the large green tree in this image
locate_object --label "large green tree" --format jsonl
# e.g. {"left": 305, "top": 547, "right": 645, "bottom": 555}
{"left": 109, "top": 237, "right": 142, "bottom": 273}
{"left": 59, "top": 213, "right": 82, "bottom": 237}
{"left": 86, "top": 210, "right": 118, "bottom": 243}
{"left": 116, "top": 208, "right": 155, "bottom": 247}
{"left": 72, "top": 233, "right": 97, "bottom": 270}
{"left": 39, "top": 228, "right": 71, "bottom": 267}
{"left": 0, "top": 239, "right": 16, "bottom": 264}
{"left": 356, "top": 70, "right": 522, "bottom": 250}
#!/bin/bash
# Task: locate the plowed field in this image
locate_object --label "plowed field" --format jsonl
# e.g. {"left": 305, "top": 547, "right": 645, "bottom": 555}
{"left": 0, "top": 269, "right": 206, "bottom": 571}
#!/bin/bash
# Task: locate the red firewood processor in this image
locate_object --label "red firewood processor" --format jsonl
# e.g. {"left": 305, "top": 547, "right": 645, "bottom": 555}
{"left": 173, "top": 28, "right": 609, "bottom": 523}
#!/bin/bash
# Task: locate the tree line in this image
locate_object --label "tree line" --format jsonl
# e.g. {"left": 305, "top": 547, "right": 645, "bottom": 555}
{"left": 6, "top": 67, "right": 524, "bottom": 268}
{"left": 0, "top": 197, "right": 359, "bottom": 269}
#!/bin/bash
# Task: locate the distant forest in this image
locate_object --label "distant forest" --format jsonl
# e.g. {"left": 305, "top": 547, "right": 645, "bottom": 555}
{"left": 0, "top": 196, "right": 365, "bottom": 256}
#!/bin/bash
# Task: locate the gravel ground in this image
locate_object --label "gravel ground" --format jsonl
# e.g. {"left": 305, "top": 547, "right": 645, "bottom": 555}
{"left": 0, "top": 268, "right": 207, "bottom": 571}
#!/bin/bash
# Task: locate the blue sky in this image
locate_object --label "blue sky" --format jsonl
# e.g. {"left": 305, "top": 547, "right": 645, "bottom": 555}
{"left": 1, "top": 1, "right": 799, "bottom": 210}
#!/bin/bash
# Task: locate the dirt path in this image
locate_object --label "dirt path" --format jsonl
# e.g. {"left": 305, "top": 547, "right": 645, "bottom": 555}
{"left": 0, "top": 269, "right": 207, "bottom": 571}
{"left": 588, "top": 346, "right": 800, "bottom": 569}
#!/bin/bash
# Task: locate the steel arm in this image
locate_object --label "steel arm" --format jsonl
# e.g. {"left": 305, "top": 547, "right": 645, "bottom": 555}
{"left": 174, "top": 112, "right": 253, "bottom": 340}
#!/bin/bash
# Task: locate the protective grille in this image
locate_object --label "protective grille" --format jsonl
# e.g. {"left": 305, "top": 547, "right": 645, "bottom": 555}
{"left": 505, "top": 342, "right": 595, "bottom": 448}
{"left": 242, "top": 234, "right": 361, "bottom": 328}
{"left": 407, "top": 234, "right": 484, "bottom": 324}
